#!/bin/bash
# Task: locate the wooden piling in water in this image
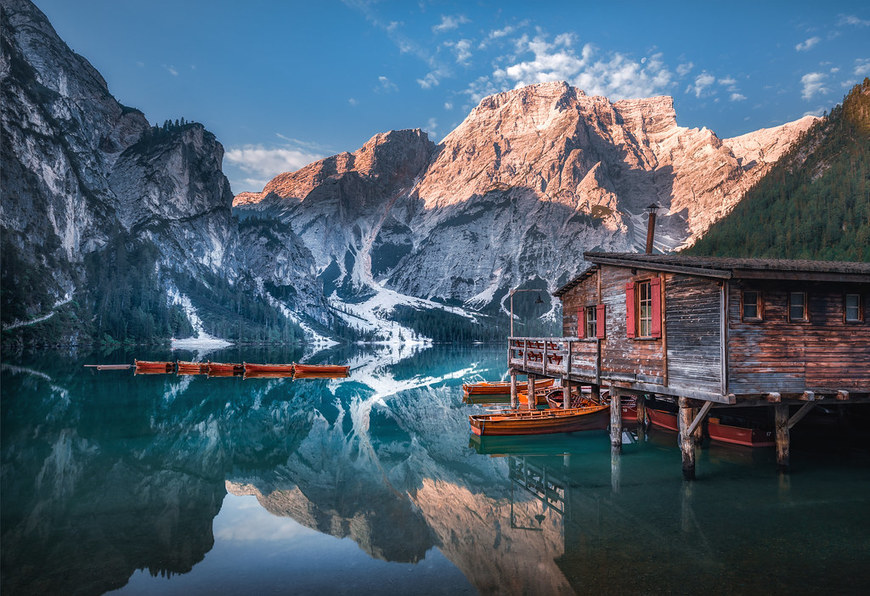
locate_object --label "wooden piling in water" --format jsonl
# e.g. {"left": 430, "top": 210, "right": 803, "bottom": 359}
{"left": 510, "top": 370, "right": 518, "bottom": 409}
{"left": 527, "top": 374, "right": 536, "bottom": 410}
{"left": 563, "top": 379, "right": 572, "bottom": 410}
{"left": 610, "top": 389, "right": 623, "bottom": 453}
{"left": 775, "top": 404, "right": 790, "bottom": 471}
{"left": 678, "top": 397, "right": 696, "bottom": 480}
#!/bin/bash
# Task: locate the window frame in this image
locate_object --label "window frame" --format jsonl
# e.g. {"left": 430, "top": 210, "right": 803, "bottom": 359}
{"left": 845, "top": 293, "right": 863, "bottom": 323}
{"left": 788, "top": 291, "right": 808, "bottom": 323}
{"left": 741, "top": 290, "right": 762, "bottom": 322}
{"left": 636, "top": 279, "right": 653, "bottom": 338}
{"left": 585, "top": 305, "right": 597, "bottom": 338}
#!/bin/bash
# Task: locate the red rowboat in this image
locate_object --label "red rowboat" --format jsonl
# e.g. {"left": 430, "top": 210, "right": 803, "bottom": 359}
{"left": 134, "top": 360, "right": 174, "bottom": 373}
{"left": 243, "top": 363, "right": 294, "bottom": 373}
{"left": 207, "top": 362, "right": 243, "bottom": 375}
{"left": 708, "top": 418, "right": 775, "bottom": 447}
{"left": 647, "top": 407, "right": 679, "bottom": 431}
{"left": 468, "top": 405, "right": 610, "bottom": 436}
{"left": 177, "top": 361, "right": 207, "bottom": 375}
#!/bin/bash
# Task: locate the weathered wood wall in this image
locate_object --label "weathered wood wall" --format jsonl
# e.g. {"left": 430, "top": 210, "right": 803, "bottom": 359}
{"left": 727, "top": 282, "right": 870, "bottom": 394}
{"left": 665, "top": 274, "right": 722, "bottom": 395}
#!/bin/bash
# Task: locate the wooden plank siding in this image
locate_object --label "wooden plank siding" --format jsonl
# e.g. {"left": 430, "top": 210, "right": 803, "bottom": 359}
{"left": 726, "top": 283, "right": 870, "bottom": 394}
{"left": 665, "top": 274, "right": 722, "bottom": 395}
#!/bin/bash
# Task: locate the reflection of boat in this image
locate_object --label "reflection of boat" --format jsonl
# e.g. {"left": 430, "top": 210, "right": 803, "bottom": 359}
{"left": 293, "top": 364, "right": 350, "bottom": 375}
{"left": 708, "top": 418, "right": 774, "bottom": 447}
{"left": 243, "top": 363, "right": 295, "bottom": 373}
{"left": 207, "top": 362, "right": 243, "bottom": 375}
{"left": 469, "top": 405, "right": 609, "bottom": 436}
{"left": 243, "top": 370, "right": 294, "bottom": 379}
{"left": 177, "top": 361, "right": 207, "bottom": 375}
{"left": 134, "top": 360, "right": 174, "bottom": 373}
{"left": 647, "top": 407, "right": 678, "bottom": 431}
{"left": 294, "top": 371, "right": 349, "bottom": 379}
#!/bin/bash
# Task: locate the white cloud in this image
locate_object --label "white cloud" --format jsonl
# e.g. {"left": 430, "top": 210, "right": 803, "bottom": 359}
{"left": 676, "top": 62, "right": 694, "bottom": 77}
{"left": 225, "top": 144, "right": 324, "bottom": 184}
{"left": 795, "top": 36, "right": 821, "bottom": 51}
{"left": 838, "top": 14, "right": 870, "bottom": 26}
{"left": 718, "top": 76, "right": 737, "bottom": 87}
{"left": 163, "top": 64, "right": 178, "bottom": 76}
{"left": 452, "top": 39, "right": 473, "bottom": 65}
{"left": 730, "top": 93, "right": 747, "bottom": 102}
{"left": 433, "top": 14, "right": 469, "bottom": 33}
{"left": 689, "top": 72, "right": 715, "bottom": 97}
{"left": 855, "top": 58, "right": 870, "bottom": 77}
{"left": 479, "top": 33, "right": 673, "bottom": 102}
{"left": 444, "top": 101, "right": 453, "bottom": 110}
{"left": 417, "top": 72, "right": 440, "bottom": 89}
{"left": 800, "top": 72, "right": 828, "bottom": 100}
{"left": 348, "top": 97, "right": 358, "bottom": 106}
{"left": 803, "top": 106, "right": 827, "bottom": 117}
{"left": 424, "top": 117, "right": 438, "bottom": 138}
{"left": 375, "top": 75, "right": 398, "bottom": 93}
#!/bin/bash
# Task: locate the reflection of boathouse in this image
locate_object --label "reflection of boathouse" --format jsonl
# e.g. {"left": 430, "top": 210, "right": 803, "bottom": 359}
{"left": 508, "top": 251, "right": 870, "bottom": 477}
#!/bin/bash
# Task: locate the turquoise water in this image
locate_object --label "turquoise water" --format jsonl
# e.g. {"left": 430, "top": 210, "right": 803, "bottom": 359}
{"left": 2, "top": 344, "right": 869, "bottom": 595}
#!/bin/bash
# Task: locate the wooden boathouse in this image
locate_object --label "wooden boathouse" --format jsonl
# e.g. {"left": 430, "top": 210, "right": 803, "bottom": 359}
{"left": 508, "top": 252, "right": 870, "bottom": 478}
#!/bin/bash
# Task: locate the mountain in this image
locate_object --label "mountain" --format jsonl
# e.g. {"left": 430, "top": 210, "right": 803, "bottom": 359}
{"left": 235, "top": 81, "right": 815, "bottom": 339}
{"left": 0, "top": 0, "right": 334, "bottom": 348}
{"left": 687, "top": 78, "right": 870, "bottom": 261}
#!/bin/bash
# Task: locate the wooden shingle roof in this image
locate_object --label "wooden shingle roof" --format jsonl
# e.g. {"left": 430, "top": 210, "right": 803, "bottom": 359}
{"left": 553, "top": 252, "right": 870, "bottom": 296}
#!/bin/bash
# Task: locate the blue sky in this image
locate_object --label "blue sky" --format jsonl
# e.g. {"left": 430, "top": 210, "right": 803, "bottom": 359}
{"left": 36, "top": 0, "right": 870, "bottom": 193}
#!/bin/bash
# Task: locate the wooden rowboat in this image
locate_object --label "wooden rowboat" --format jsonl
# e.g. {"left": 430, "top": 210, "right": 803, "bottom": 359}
{"left": 708, "top": 418, "right": 774, "bottom": 447}
{"left": 177, "top": 361, "right": 208, "bottom": 375}
{"left": 134, "top": 360, "right": 175, "bottom": 373}
{"left": 243, "top": 363, "right": 295, "bottom": 373}
{"left": 469, "top": 405, "right": 610, "bottom": 436}
{"left": 294, "top": 370, "right": 349, "bottom": 379}
{"left": 207, "top": 362, "right": 243, "bottom": 375}
{"left": 462, "top": 378, "right": 554, "bottom": 397}
{"left": 647, "top": 407, "right": 679, "bottom": 432}
{"left": 293, "top": 363, "right": 349, "bottom": 375}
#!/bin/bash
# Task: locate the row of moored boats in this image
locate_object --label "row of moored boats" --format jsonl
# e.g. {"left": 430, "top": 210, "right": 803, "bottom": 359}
{"left": 462, "top": 380, "right": 772, "bottom": 446}
{"left": 133, "top": 359, "right": 349, "bottom": 378}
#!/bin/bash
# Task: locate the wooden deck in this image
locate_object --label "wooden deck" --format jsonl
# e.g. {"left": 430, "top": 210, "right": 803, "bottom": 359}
{"left": 508, "top": 336, "right": 601, "bottom": 383}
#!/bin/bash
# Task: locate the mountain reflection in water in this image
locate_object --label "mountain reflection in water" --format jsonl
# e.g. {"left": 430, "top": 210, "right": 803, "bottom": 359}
{"left": 2, "top": 344, "right": 870, "bottom": 595}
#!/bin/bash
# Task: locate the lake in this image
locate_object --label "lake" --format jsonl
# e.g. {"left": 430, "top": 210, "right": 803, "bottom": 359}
{"left": 2, "top": 344, "right": 869, "bottom": 595}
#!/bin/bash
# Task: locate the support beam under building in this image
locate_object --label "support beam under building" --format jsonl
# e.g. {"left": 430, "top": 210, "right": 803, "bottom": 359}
{"left": 610, "top": 390, "right": 623, "bottom": 454}
{"left": 678, "top": 397, "right": 696, "bottom": 480}
{"left": 775, "top": 404, "right": 790, "bottom": 471}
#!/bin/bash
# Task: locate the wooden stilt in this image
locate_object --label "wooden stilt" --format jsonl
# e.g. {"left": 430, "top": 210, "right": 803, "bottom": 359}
{"left": 510, "top": 370, "right": 518, "bottom": 409}
{"left": 591, "top": 384, "right": 601, "bottom": 404}
{"left": 678, "top": 397, "right": 695, "bottom": 480}
{"left": 563, "top": 379, "right": 572, "bottom": 410}
{"left": 611, "top": 446, "right": 621, "bottom": 493}
{"left": 775, "top": 404, "right": 789, "bottom": 471}
{"left": 527, "top": 374, "right": 536, "bottom": 410}
{"left": 636, "top": 393, "right": 647, "bottom": 430}
{"left": 610, "top": 389, "right": 623, "bottom": 453}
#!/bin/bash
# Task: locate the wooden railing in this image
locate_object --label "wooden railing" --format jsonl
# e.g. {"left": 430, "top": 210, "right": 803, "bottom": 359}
{"left": 508, "top": 336, "right": 600, "bottom": 382}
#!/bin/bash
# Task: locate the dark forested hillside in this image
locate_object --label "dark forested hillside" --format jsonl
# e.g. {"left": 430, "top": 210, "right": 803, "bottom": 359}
{"left": 688, "top": 79, "right": 870, "bottom": 262}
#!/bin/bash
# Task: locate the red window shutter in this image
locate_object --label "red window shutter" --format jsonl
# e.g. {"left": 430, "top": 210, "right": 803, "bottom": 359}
{"left": 625, "top": 282, "right": 635, "bottom": 338}
{"left": 577, "top": 307, "right": 586, "bottom": 338}
{"left": 651, "top": 277, "right": 662, "bottom": 339}
{"left": 596, "top": 304, "right": 606, "bottom": 339}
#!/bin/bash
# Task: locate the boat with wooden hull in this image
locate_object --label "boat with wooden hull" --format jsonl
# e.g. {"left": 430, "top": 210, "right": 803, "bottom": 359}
{"left": 243, "top": 363, "right": 295, "bottom": 374}
{"left": 469, "top": 405, "right": 610, "bottom": 436}
{"left": 177, "top": 361, "right": 207, "bottom": 375}
{"left": 647, "top": 407, "right": 679, "bottom": 432}
{"left": 463, "top": 378, "right": 554, "bottom": 397}
{"left": 708, "top": 419, "right": 774, "bottom": 447}
{"left": 134, "top": 360, "right": 175, "bottom": 374}
{"left": 293, "top": 370, "right": 349, "bottom": 379}
{"left": 207, "top": 362, "right": 243, "bottom": 376}
{"left": 293, "top": 364, "right": 349, "bottom": 375}
{"left": 243, "top": 371, "right": 294, "bottom": 379}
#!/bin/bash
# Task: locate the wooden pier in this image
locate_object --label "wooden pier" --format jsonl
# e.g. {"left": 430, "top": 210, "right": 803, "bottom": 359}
{"left": 509, "top": 252, "right": 870, "bottom": 479}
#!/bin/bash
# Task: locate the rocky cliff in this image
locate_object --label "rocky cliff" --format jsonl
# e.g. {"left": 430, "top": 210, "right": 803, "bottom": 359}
{"left": 235, "top": 81, "right": 815, "bottom": 337}
{"left": 0, "top": 0, "right": 332, "bottom": 345}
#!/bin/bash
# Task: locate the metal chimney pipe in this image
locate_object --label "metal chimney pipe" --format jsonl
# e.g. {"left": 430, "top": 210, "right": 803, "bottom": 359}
{"left": 645, "top": 203, "right": 658, "bottom": 254}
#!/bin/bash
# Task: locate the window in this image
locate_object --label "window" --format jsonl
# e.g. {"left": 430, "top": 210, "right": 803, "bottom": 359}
{"left": 585, "top": 305, "right": 597, "bottom": 338}
{"left": 742, "top": 291, "right": 762, "bottom": 321}
{"left": 789, "top": 292, "right": 807, "bottom": 322}
{"left": 626, "top": 278, "right": 661, "bottom": 339}
{"left": 845, "top": 294, "right": 862, "bottom": 323}
{"left": 638, "top": 280, "right": 653, "bottom": 337}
